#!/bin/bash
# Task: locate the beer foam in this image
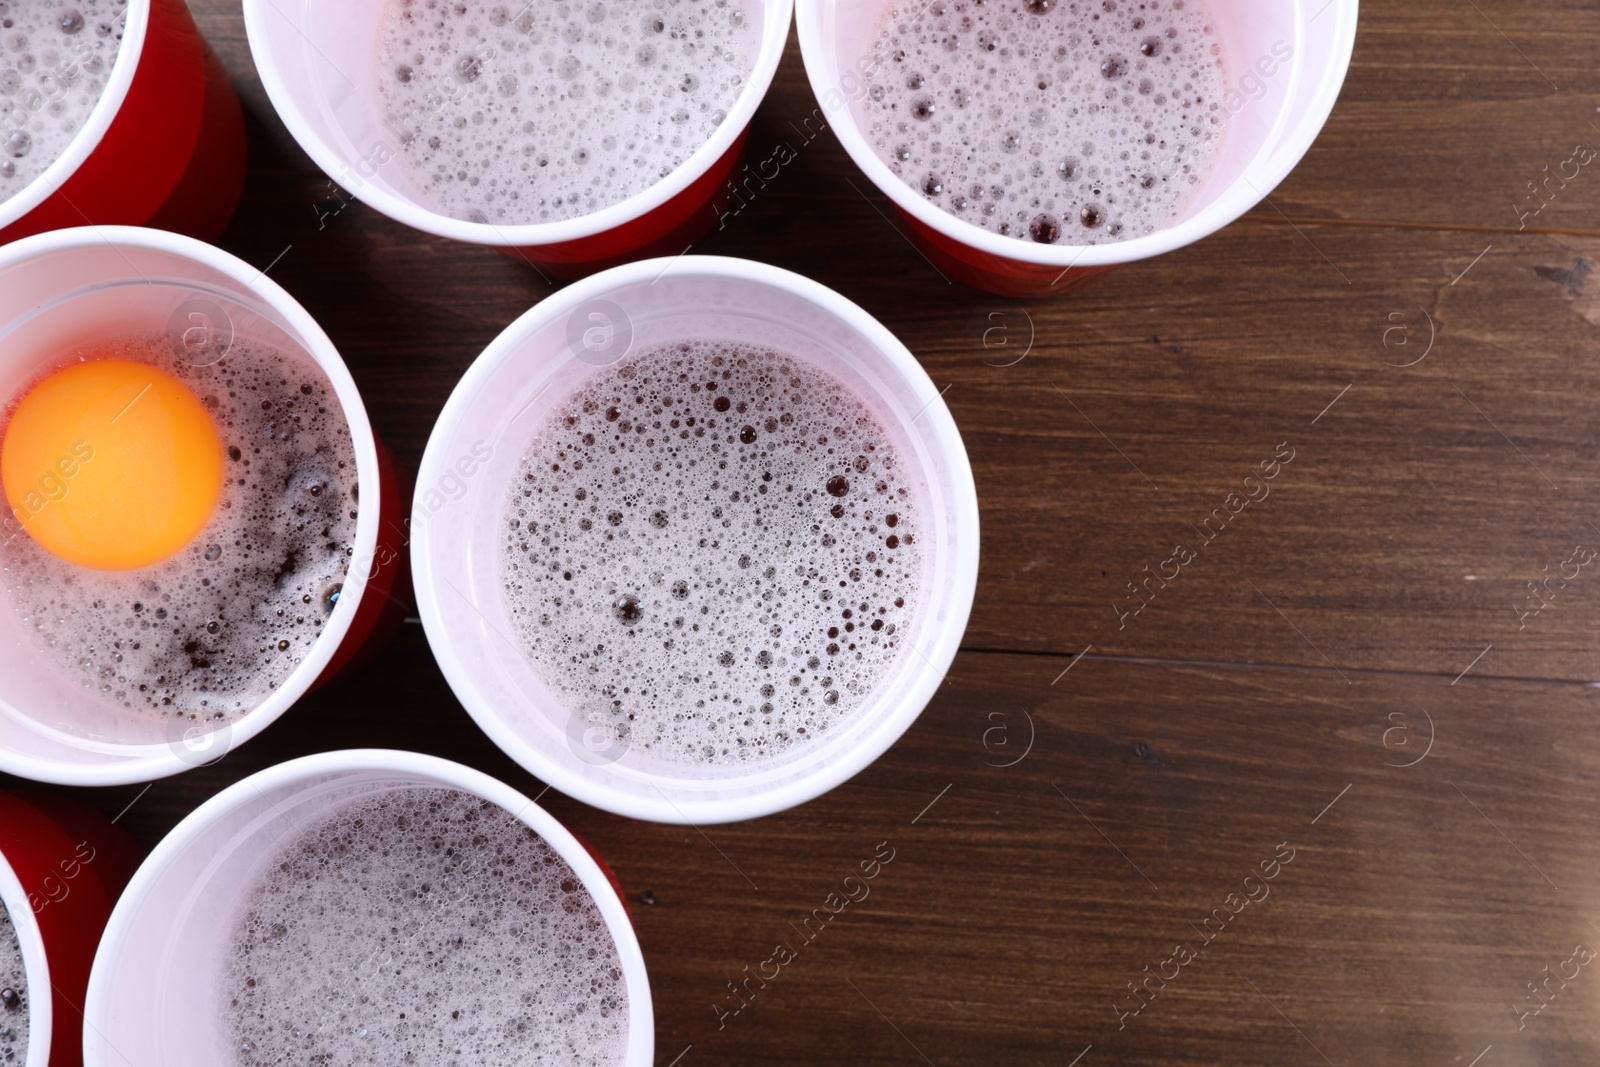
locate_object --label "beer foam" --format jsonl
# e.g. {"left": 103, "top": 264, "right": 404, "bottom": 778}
{"left": 0, "top": 0, "right": 127, "bottom": 198}
{"left": 500, "top": 341, "right": 924, "bottom": 767}
{"left": 222, "top": 787, "right": 627, "bottom": 1067}
{"left": 0, "top": 904, "right": 25, "bottom": 1061}
{"left": 0, "top": 333, "right": 359, "bottom": 726}
{"left": 862, "top": 0, "right": 1228, "bottom": 244}
{"left": 376, "top": 0, "right": 759, "bottom": 225}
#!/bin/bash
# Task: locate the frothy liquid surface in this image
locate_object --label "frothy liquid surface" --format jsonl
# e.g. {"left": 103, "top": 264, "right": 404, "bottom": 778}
{"left": 0, "top": 334, "right": 358, "bottom": 726}
{"left": 376, "top": 0, "right": 758, "bottom": 225}
{"left": 223, "top": 788, "right": 627, "bottom": 1067}
{"left": 1, "top": 0, "right": 127, "bottom": 198}
{"left": 0, "top": 904, "right": 25, "bottom": 1062}
{"left": 501, "top": 341, "right": 924, "bottom": 767}
{"left": 863, "top": 0, "right": 1227, "bottom": 244}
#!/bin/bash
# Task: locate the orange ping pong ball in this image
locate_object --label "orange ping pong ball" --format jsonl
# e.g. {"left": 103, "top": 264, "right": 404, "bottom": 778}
{"left": 2, "top": 358, "right": 224, "bottom": 570}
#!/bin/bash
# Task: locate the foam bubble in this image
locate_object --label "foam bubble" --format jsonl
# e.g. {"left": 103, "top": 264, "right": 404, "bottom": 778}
{"left": 376, "top": 0, "right": 759, "bottom": 225}
{"left": 0, "top": 904, "right": 26, "bottom": 1062}
{"left": 0, "top": 333, "right": 360, "bottom": 726}
{"left": 862, "top": 0, "right": 1228, "bottom": 244}
{"left": 500, "top": 341, "right": 924, "bottom": 767}
{"left": 0, "top": 0, "right": 128, "bottom": 198}
{"left": 222, "top": 788, "right": 627, "bottom": 1067}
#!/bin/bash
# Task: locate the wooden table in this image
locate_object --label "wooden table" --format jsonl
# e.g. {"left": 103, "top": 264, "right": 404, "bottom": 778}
{"left": 18, "top": 2, "right": 1600, "bottom": 1063}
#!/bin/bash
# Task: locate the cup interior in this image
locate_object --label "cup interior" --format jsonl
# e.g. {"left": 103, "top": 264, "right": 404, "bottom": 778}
{"left": 415, "top": 259, "right": 977, "bottom": 823}
{"left": 804, "top": 0, "right": 1354, "bottom": 260}
{"left": 245, "top": 0, "right": 793, "bottom": 241}
{"left": 0, "top": 232, "right": 378, "bottom": 784}
{"left": 0, "top": 853, "right": 50, "bottom": 1067}
{"left": 0, "top": 0, "right": 149, "bottom": 231}
{"left": 84, "top": 753, "right": 652, "bottom": 1067}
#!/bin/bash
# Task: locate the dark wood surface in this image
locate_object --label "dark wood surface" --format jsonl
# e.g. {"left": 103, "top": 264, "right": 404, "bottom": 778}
{"left": 15, "top": 1, "right": 1600, "bottom": 1063}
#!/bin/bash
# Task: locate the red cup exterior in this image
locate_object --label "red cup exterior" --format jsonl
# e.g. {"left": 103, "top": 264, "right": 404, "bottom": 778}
{"left": 898, "top": 206, "right": 1120, "bottom": 298}
{"left": 0, "top": 790, "right": 142, "bottom": 1067}
{"left": 496, "top": 130, "right": 751, "bottom": 281}
{"left": 571, "top": 832, "right": 632, "bottom": 922}
{"left": 0, "top": 0, "right": 246, "bottom": 246}
{"left": 312, "top": 435, "right": 413, "bottom": 688}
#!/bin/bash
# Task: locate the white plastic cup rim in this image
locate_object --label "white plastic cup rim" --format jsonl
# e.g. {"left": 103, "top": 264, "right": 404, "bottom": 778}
{"left": 81, "top": 749, "right": 655, "bottom": 1067}
{"left": 0, "top": 852, "right": 51, "bottom": 1067}
{"left": 241, "top": 0, "right": 795, "bottom": 248}
{"left": 413, "top": 254, "right": 980, "bottom": 824}
{"left": 793, "top": 0, "right": 1360, "bottom": 269}
{"left": 0, "top": 0, "right": 150, "bottom": 232}
{"left": 0, "top": 226, "right": 383, "bottom": 788}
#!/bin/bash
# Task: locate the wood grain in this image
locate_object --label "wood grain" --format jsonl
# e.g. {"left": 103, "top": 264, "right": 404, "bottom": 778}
{"left": 8, "top": 1, "right": 1600, "bottom": 1064}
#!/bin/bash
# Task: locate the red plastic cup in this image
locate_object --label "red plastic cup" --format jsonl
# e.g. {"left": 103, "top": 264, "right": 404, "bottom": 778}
{"left": 0, "top": 0, "right": 247, "bottom": 246}
{"left": 0, "top": 788, "right": 141, "bottom": 1067}
{"left": 82, "top": 750, "right": 653, "bottom": 1067}
{"left": 0, "top": 227, "right": 409, "bottom": 786}
{"left": 241, "top": 0, "right": 792, "bottom": 279}
{"left": 795, "top": 0, "right": 1359, "bottom": 297}
{"left": 412, "top": 256, "right": 979, "bottom": 824}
